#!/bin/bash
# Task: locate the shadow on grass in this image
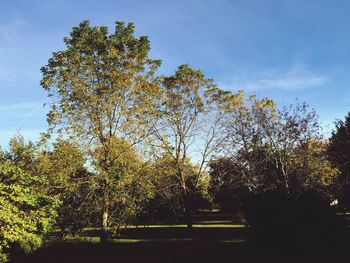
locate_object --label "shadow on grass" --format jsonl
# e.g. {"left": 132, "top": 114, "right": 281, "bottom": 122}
{"left": 11, "top": 225, "right": 350, "bottom": 263}
{"left": 119, "top": 226, "right": 247, "bottom": 240}
{"left": 12, "top": 239, "right": 350, "bottom": 263}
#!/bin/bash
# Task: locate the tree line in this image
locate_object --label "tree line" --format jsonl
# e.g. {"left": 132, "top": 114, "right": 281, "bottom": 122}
{"left": 1, "top": 20, "right": 350, "bottom": 260}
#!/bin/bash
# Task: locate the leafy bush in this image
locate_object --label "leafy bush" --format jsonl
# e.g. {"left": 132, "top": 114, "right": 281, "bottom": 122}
{"left": 242, "top": 189, "right": 345, "bottom": 254}
{"left": 0, "top": 161, "right": 60, "bottom": 261}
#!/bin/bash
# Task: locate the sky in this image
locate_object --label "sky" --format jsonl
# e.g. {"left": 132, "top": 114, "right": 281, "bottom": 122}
{"left": 1, "top": 0, "right": 350, "bottom": 147}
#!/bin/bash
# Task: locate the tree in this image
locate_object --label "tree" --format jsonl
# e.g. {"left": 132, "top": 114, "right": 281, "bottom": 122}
{"left": 93, "top": 136, "right": 154, "bottom": 236}
{"left": 215, "top": 93, "right": 341, "bottom": 252}
{"left": 291, "top": 138, "right": 338, "bottom": 191}
{"left": 37, "top": 140, "right": 92, "bottom": 236}
{"left": 6, "top": 134, "right": 37, "bottom": 175}
{"left": 327, "top": 112, "right": 350, "bottom": 184}
{"left": 213, "top": 90, "right": 278, "bottom": 192}
{"left": 0, "top": 142, "right": 59, "bottom": 262}
{"left": 5, "top": 134, "right": 93, "bottom": 237}
{"left": 41, "top": 20, "right": 161, "bottom": 243}
{"left": 327, "top": 112, "right": 350, "bottom": 208}
{"left": 147, "top": 153, "right": 183, "bottom": 222}
{"left": 144, "top": 153, "right": 211, "bottom": 223}
{"left": 154, "top": 65, "right": 224, "bottom": 228}
{"left": 218, "top": 91, "right": 331, "bottom": 196}
{"left": 209, "top": 157, "right": 245, "bottom": 212}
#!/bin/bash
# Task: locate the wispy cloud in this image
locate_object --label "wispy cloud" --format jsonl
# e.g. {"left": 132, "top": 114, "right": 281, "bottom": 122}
{"left": 0, "top": 102, "right": 47, "bottom": 136}
{"left": 0, "top": 18, "right": 26, "bottom": 42}
{"left": 0, "top": 102, "right": 44, "bottom": 111}
{"left": 0, "top": 65, "right": 39, "bottom": 89}
{"left": 220, "top": 63, "right": 329, "bottom": 91}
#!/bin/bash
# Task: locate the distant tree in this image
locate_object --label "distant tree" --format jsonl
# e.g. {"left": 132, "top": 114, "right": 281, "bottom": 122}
{"left": 5, "top": 133, "right": 38, "bottom": 176}
{"left": 209, "top": 157, "right": 245, "bottom": 212}
{"left": 37, "top": 140, "right": 92, "bottom": 236}
{"left": 215, "top": 91, "right": 279, "bottom": 192}
{"left": 327, "top": 113, "right": 350, "bottom": 184}
{"left": 93, "top": 136, "right": 154, "bottom": 236}
{"left": 148, "top": 153, "right": 183, "bottom": 221}
{"left": 0, "top": 141, "right": 59, "bottom": 262}
{"left": 327, "top": 112, "right": 350, "bottom": 208}
{"left": 218, "top": 91, "right": 331, "bottom": 196}
{"left": 41, "top": 20, "right": 161, "bottom": 243}
{"left": 154, "top": 65, "right": 225, "bottom": 228}
{"left": 211, "top": 91, "right": 343, "bottom": 252}
{"left": 144, "top": 153, "right": 212, "bottom": 223}
{"left": 291, "top": 138, "right": 338, "bottom": 191}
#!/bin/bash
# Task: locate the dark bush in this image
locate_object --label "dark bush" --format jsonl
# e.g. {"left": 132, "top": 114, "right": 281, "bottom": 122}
{"left": 242, "top": 189, "right": 346, "bottom": 255}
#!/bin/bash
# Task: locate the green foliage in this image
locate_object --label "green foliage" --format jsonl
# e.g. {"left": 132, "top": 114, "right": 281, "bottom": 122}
{"left": 41, "top": 20, "right": 161, "bottom": 241}
{"left": 292, "top": 139, "right": 338, "bottom": 188}
{"left": 37, "top": 140, "right": 92, "bottom": 236}
{"left": 218, "top": 90, "right": 334, "bottom": 196}
{"left": 0, "top": 158, "right": 59, "bottom": 261}
{"left": 327, "top": 112, "right": 350, "bottom": 208}
{"left": 93, "top": 137, "right": 154, "bottom": 233}
{"left": 156, "top": 64, "right": 224, "bottom": 227}
{"left": 146, "top": 153, "right": 188, "bottom": 220}
{"left": 209, "top": 157, "right": 244, "bottom": 212}
{"left": 327, "top": 112, "right": 350, "bottom": 184}
{"left": 6, "top": 134, "right": 37, "bottom": 174}
{"left": 41, "top": 20, "right": 161, "bottom": 143}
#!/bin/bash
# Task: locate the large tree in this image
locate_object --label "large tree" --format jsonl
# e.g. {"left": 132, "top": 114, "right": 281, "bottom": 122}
{"left": 154, "top": 65, "right": 224, "bottom": 228}
{"left": 41, "top": 20, "right": 161, "bottom": 243}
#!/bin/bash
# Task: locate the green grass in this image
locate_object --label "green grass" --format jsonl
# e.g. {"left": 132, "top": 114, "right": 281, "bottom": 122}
{"left": 193, "top": 224, "right": 245, "bottom": 228}
{"left": 337, "top": 211, "right": 350, "bottom": 215}
{"left": 55, "top": 223, "right": 247, "bottom": 246}
{"left": 126, "top": 224, "right": 245, "bottom": 229}
{"left": 62, "top": 235, "right": 196, "bottom": 244}
{"left": 63, "top": 236, "right": 143, "bottom": 243}
{"left": 221, "top": 239, "right": 246, "bottom": 243}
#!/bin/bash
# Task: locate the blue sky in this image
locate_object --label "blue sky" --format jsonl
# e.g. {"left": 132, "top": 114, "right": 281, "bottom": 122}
{"left": 1, "top": 0, "right": 350, "bottom": 147}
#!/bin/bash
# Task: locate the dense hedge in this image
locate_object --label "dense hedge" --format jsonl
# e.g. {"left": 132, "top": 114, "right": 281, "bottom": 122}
{"left": 242, "top": 189, "right": 346, "bottom": 254}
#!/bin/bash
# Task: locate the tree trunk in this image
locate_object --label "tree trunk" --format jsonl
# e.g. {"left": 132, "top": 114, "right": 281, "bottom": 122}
{"left": 184, "top": 192, "right": 194, "bottom": 230}
{"left": 100, "top": 208, "right": 109, "bottom": 244}
{"left": 185, "top": 208, "right": 193, "bottom": 229}
{"left": 101, "top": 186, "right": 109, "bottom": 244}
{"left": 100, "top": 159, "right": 110, "bottom": 244}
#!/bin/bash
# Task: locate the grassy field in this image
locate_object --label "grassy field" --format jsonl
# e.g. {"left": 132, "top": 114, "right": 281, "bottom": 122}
{"left": 10, "top": 212, "right": 350, "bottom": 263}
{"left": 11, "top": 230, "right": 349, "bottom": 263}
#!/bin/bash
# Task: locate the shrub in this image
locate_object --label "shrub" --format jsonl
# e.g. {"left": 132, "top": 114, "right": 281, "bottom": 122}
{"left": 242, "top": 189, "right": 346, "bottom": 254}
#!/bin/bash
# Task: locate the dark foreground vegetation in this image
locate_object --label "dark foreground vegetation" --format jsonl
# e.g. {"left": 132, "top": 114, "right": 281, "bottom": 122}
{"left": 11, "top": 239, "right": 349, "bottom": 263}
{"left": 10, "top": 208, "right": 350, "bottom": 262}
{"left": 3, "top": 19, "right": 350, "bottom": 262}
{"left": 11, "top": 222, "right": 350, "bottom": 263}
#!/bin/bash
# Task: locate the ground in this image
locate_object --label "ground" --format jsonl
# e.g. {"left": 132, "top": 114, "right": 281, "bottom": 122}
{"left": 10, "top": 211, "right": 350, "bottom": 262}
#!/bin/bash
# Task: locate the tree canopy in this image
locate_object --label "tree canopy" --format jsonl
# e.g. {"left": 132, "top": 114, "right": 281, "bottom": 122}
{"left": 41, "top": 20, "right": 161, "bottom": 242}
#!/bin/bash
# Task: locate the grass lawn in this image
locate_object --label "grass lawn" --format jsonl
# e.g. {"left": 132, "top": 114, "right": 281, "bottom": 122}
{"left": 10, "top": 211, "right": 350, "bottom": 262}
{"left": 125, "top": 223, "right": 245, "bottom": 228}
{"left": 11, "top": 223, "right": 350, "bottom": 263}
{"left": 11, "top": 237, "right": 348, "bottom": 263}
